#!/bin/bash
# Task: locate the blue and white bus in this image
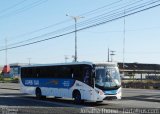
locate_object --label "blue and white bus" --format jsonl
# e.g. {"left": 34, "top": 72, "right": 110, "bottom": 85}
{"left": 20, "top": 62, "right": 121, "bottom": 103}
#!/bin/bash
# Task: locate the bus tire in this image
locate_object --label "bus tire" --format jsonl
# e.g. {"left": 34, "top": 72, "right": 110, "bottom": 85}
{"left": 42, "top": 95, "right": 46, "bottom": 99}
{"left": 36, "top": 88, "right": 42, "bottom": 100}
{"left": 54, "top": 96, "right": 61, "bottom": 98}
{"left": 73, "top": 90, "right": 82, "bottom": 104}
{"left": 97, "top": 101, "right": 103, "bottom": 103}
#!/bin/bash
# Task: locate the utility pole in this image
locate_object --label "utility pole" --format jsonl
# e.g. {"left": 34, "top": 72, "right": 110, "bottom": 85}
{"left": 122, "top": 6, "right": 126, "bottom": 78}
{"left": 123, "top": 10, "right": 126, "bottom": 69}
{"left": 108, "top": 48, "right": 110, "bottom": 62}
{"left": 27, "top": 58, "right": 31, "bottom": 65}
{"left": 66, "top": 14, "right": 84, "bottom": 62}
{"left": 5, "top": 38, "right": 8, "bottom": 65}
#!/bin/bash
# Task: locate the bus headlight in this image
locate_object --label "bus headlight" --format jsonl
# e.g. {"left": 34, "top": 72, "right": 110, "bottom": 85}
{"left": 96, "top": 90, "right": 104, "bottom": 95}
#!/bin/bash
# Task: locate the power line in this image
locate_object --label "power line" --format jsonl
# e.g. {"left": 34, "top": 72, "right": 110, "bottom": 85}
{"left": 76, "top": 0, "right": 160, "bottom": 30}
{"left": 4, "top": 0, "right": 148, "bottom": 46}
{"left": 1, "top": 0, "right": 156, "bottom": 46}
{"left": 76, "top": 0, "right": 159, "bottom": 29}
{"left": 81, "top": 26, "right": 160, "bottom": 33}
{"left": 75, "top": 0, "right": 144, "bottom": 27}
{"left": 0, "top": 0, "right": 26, "bottom": 14}
{"left": 8, "top": 19, "right": 71, "bottom": 43}
{"left": 0, "top": 0, "right": 48, "bottom": 19}
{"left": 0, "top": 0, "right": 160, "bottom": 51}
{"left": 80, "top": 0, "right": 123, "bottom": 16}
{"left": 3, "top": 0, "right": 124, "bottom": 43}
{"left": 7, "top": 24, "right": 75, "bottom": 47}
{"left": 1, "top": 0, "right": 142, "bottom": 46}
{"left": 0, "top": 31, "right": 75, "bottom": 51}
{"left": 9, "top": 0, "right": 122, "bottom": 42}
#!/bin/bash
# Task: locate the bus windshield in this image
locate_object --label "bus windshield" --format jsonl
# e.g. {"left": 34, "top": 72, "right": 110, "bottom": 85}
{"left": 95, "top": 67, "right": 121, "bottom": 90}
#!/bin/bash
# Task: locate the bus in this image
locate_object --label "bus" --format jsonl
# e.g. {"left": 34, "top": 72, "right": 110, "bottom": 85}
{"left": 20, "top": 62, "right": 121, "bottom": 103}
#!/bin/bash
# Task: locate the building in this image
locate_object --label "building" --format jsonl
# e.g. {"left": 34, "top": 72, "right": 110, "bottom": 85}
{"left": 10, "top": 63, "right": 29, "bottom": 78}
{"left": 0, "top": 66, "right": 3, "bottom": 74}
{"left": 1, "top": 63, "right": 28, "bottom": 78}
{"left": 118, "top": 62, "right": 160, "bottom": 80}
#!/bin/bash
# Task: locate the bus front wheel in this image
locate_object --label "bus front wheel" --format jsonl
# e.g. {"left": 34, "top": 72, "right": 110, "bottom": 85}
{"left": 73, "top": 90, "right": 82, "bottom": 104}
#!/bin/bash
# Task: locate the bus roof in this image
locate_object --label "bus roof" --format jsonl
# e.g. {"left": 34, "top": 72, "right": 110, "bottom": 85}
{"left": 21, "top": 61, "right": 93, "bottom": 68}
{"left": 21, "top": 61, "right": 117, "bottom": 68}
{"left": 94, "top": 62, "right": 118, "bottom": 67}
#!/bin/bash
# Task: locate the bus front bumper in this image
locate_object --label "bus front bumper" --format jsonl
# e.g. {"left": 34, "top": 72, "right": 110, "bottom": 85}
{"left": 96, "top": 88, "right": 122, "bottom": 101}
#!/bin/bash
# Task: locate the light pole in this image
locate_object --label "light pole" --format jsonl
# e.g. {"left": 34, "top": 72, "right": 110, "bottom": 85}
{"left": 110, "top": 50, "right": 116, "bottom": 62}
{"left": 64, "top": 55, "right": 69, "bottom": 63}
{"left": 27, "top": 58, "right": 31, "bottom": 65}
{"left": 108, "top": 48, "right": 110, "bottom": 62}
{"left": 66, "top": 14, "right": 84, "bottom": 62}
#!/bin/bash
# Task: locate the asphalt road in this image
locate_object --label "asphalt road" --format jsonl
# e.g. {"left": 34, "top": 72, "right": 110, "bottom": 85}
{"left": 0, "top": 83, "right": 160, "bottom": 114}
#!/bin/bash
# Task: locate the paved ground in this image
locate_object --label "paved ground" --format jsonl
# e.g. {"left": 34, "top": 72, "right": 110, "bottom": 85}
{"left": 0, "top": 83, "right": 20, "bottom": 90}
{"left": 0, "top": 83, "right": 160, "bottom": 114}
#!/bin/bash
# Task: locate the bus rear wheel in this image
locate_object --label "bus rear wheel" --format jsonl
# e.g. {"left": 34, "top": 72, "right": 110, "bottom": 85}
{"left": 36, "top": 88, "right": 42, "bottom": 99}
{"left": 73, "top": 91, "right": 82, "bottom": 104}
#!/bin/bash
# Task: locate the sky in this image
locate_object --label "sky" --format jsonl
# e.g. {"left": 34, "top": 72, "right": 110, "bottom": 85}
{"left": 0, "top": 0, "right": 160, "bottom": 65}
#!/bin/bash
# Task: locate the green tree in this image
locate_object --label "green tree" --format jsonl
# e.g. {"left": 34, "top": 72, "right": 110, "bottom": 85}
{"left": 0, "top": 73, "right": 4, "bottom": 81}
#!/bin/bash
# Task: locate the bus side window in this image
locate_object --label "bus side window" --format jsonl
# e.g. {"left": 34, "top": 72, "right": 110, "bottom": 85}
{"left": 84, "top": 69, "right": 90, "bottom": 84}
{"left": 72, "top": 65, "right": 83, "bottom": 81}
{"left": 60, "top": 66, "right": 71, "bottom": 79}
{"left": 70, "top": 68, "right": 74, "bottom": 78}
{"left": 21, "top": 68, "right": 25, "bottom": 78}
{"left": 25, "top": 68, "right": 28, "bottom": 78}
{"left": 83, "top": 67, "right": 92, "bottom": 85}
{"left": 83, "top": 66, "right": 93, "bottom": 86}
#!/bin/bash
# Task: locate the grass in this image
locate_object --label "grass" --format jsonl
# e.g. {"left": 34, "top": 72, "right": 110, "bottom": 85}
{"left": 0, "top": 75, "right": 19, "bottom": 83}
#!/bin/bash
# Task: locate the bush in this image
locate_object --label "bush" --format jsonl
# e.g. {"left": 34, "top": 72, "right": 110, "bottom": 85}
{"left": 122, "top": 80, "right": 160, "bottom": 90}
{"left": 11, "top": 78, "right": 19, "bottom": 83}
{"left": 0, "top": 74, "right": 4, "bottom": 81}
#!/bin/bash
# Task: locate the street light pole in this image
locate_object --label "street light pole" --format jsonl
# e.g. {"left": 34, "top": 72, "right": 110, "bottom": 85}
{"left": 74, "top": 18, "right": 77, "bottom": 62}
{"left": 110, "top": 50, "right": 116, "bottom": 62}
{"left": 64, "top": 55, "right": 69, "bottom": 63}
{"left": 27, "top": 58, "right": 31, "bottom": 65}
{"left": 66, "top": 14, "right": 84, "bottom": 62}
{"left": 108, "top": 48, "right": 110, "bottom": 62}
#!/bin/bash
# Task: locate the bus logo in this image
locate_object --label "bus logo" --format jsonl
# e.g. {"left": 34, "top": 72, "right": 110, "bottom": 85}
{"left": 46, "top": 80, "right": 59, "bottom": 85}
